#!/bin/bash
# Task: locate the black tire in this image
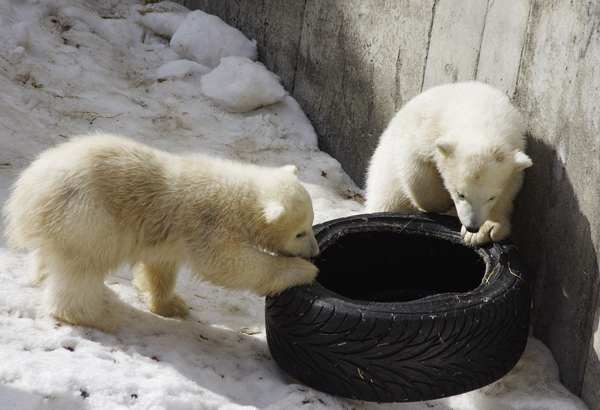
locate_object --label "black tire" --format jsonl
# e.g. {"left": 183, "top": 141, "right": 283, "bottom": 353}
{"left": 265, "top": 212, "right": 531, "bottom": 403}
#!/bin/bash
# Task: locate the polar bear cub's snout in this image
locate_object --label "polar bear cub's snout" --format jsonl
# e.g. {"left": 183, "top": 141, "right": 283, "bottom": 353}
{"left": 452, "top": 188, "right": 502, "bottom": 233}
{"left": 436, "top": 137, "right": 533, "bottom": 244}
{"left": 293, "top": 228, "right": 319, "bottom": 259}
{"left": 293, "top": 210, "right": 320, "bottom": 259}
{"left": 261, "top": 177, "right": 320, "bottom": 260}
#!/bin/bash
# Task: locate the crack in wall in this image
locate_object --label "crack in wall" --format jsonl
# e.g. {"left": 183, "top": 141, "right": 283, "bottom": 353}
{"left": 420, "top": 0, "right": 438, "bottom": 92}
{"left": 289, "top": 0, "right": 309, "bottom": 95}
{"left": 394, "top": 46, "right": 403, "bottom": 108}
{"left": 473, "top": 0, "right": 491, "bottom": 80}
{"left": 514, "top": 1, "right": 534, "bottom": 100}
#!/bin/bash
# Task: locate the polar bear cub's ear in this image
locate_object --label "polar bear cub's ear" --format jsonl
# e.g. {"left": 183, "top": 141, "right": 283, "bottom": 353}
{"left": 263, "top": 202, "right": 286, "bottom": 224}
{"left": 281, "top": 165, "right": 298, "bottom": 175}
{"left": 436, "top": 136, "right": 457, "bottom": 157}
{"left": 514, "top": 150, "right": 533, "bottom": 171}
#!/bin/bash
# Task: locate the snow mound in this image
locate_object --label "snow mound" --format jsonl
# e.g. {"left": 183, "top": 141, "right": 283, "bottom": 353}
{"left": 201, "top": 56, "right": 287, "bottom": 113}
{"left": 170, "top": 10, "right": 257, "bottom": 69}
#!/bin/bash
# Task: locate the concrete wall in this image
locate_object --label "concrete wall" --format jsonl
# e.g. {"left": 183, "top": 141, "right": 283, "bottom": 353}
{"left": 175, "top": 1, "right": 600, "bottom": 408}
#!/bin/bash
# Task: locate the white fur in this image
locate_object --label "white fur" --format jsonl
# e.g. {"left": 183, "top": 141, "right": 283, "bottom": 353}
{"left": 365, "top": 81, "right": 532, "bottom": 246}
{"left": 4, "top": 132, "right": 319, "bottom": 332}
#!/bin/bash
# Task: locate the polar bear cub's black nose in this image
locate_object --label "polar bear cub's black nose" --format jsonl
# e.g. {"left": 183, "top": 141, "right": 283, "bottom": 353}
{"left": 465, "top": 225, "right": 480, "bottom": 233}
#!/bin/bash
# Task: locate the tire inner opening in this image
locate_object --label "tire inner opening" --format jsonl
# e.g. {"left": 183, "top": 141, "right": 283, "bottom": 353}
{"left": 314, "top": 230, "right": 486, "bottom": 303}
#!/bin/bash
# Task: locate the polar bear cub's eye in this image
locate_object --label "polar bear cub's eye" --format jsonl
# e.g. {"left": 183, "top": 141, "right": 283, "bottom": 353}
{"left": 296, "top": 231, "right": 307, "bottom": 239}
{"left": 456, "top": 191, "right": 465, "bottom": 199}
{"left": 488, "top": 196, "right": 497, "bottom": 202}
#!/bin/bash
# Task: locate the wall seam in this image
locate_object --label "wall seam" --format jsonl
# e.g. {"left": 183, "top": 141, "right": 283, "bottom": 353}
{"left": 514, "top": 0, "right": 535, "bottom": 100}
{"left": 394, "top": 46, "right": 403, "bottom": 108}
{"left": 290, "top": 0, "right": 309, "bottom": 95}
{"left": 473, "top": 0, "right": 491, "bottom": 80}
{"left": 420, "top": 0, "right": 438, "bottom": 92}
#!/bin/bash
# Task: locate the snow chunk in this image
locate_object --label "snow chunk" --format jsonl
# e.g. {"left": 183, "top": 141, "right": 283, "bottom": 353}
{"left": 9, "top": 46, "right": 25, "bottom": 59}
{"left": 12, "top": 22, "right": 30, "bottom": 47}
{"left": 201, "top": 56, "right": 287, "bottom": 113}
{"left": 170, "top": 10, "right": 257, "bottom": 69}
{"left": 134, "top": 3, "right": 188, "bottom": 39}
{"left": 156, "top": 59, "right": 210, "bottom": 80}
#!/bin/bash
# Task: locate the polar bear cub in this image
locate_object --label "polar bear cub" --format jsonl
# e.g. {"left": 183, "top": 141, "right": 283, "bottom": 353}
{"left": 4, "top": 132, "right": 319, "bottom": 333}
{"left": 365, "top": 82, "right": 532, "bottom": 246}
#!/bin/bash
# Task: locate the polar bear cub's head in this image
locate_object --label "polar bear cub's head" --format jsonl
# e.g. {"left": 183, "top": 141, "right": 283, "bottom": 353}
{"left": 260, "top": 165, "right": 319, "bottom": 259}
{"left": 436, "top": 138, "right": 532, "bottom": 233}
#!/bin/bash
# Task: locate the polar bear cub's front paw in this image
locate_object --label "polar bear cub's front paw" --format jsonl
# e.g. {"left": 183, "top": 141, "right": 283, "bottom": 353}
{"left": 287, "top": 257, "right": 319, "bottom": 284}
{"left": 461, "top": 220, "right": 509, "bottom": 246}
{"left": 265, "top": 257, "right": 318, "bottom": 296}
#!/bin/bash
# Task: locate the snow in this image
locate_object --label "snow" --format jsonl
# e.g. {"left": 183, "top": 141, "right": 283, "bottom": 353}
{"left": 0, "top": 0, "right": 590, "bottom": 409}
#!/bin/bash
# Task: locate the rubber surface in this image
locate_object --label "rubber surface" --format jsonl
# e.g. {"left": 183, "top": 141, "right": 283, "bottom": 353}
{"left": 265, "top": 212, "right": 531, "bottom": 403}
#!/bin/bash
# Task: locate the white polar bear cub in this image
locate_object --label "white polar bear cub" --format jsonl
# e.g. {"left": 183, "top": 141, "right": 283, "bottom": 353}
{"left": 4, "top": 132, "right": 319, "bottom": 333}
{"left": 365, "top": 82, "right": 532, "bottom": 246}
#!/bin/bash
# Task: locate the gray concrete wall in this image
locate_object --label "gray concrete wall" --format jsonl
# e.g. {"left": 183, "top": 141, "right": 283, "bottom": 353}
{"left": 175, "top": 1, "right": 600, "bottom": 408}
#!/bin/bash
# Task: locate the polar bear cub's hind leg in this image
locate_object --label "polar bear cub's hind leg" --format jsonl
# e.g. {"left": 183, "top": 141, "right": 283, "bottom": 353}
{"left": 39, "top": 252, "right": 120, "bottom": 333}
